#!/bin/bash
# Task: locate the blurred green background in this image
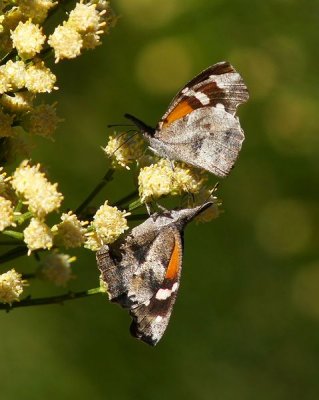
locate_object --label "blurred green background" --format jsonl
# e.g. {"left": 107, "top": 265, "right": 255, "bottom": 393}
{"left": 1, "top": 0, "right": 319, "bottom": 399}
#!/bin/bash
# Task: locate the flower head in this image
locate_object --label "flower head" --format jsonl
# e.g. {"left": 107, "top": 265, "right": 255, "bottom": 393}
{"left": 25, "top": 61, "right": 57, "bottom": 93}
{"left": 23, "top": 217, "right": 53, "bottom": 254}
{"left": 52, "top": 211, "right": 88, "bottom": 248}
{"left": 17, "top": 0, "right": 57, "bottom": 24}
{"left": 10, "top": 19, "right": 46, "bottom": 59}
{"left": 38, "top": 253, "right": 75, "bottom": 286}
{"left": 138, "top": 159, "right": 174, "bottom": 202}
{"left": 85, "top": 201, "right": 130, "bottom": 250}
{"left": 138, "top": 159, "right": 206, "bottom": 202}
{"left": 103, "top": 132, "right": 144, "bottom": 169}
{"left": 22, "top": 103, "right": 62, "bottom": 138}
{"left": 68, "top": 2, "right": 102, "bottom": 34}
{"left": 11, "top": 160, "right": 63, "bottom": 218}
{"left": 48, "top": 23, "right": 83, "bottom": 62}
{"left": 3, "top": 60, "right": 26, "bottom": 90}
{"left": 0, "top": 269, "right": 27, "bottom": 304}
{"left": 0, "top": 92, "right": 34, "bottom": 113}
{"left": 0, "top": 196, "right": 15, "bottom": 231}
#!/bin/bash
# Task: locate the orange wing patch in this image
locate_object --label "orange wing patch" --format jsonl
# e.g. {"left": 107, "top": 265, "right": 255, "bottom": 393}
{"left": 165, "top": 236, "right": 182, "bottom": 280}
{"left": 162, "top": 99, "right": 194, "bottom": 128}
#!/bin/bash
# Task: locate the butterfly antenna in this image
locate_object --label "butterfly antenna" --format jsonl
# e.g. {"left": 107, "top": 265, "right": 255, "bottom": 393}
{"left": 109, "top": 131, "right": 140, "bottom": 158}
{"left": 124, "top": 113, "right": 155, "bottom": 136}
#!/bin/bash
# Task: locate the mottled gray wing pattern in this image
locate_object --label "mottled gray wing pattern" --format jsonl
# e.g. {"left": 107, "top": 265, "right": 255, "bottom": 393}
{"left": 150, "top": 106, "right": 245, "bottom": 177}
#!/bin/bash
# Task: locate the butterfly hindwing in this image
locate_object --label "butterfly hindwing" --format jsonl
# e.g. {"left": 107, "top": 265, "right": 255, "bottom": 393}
{"left": 96, "top": 204, "right": 212, "bottom": 345}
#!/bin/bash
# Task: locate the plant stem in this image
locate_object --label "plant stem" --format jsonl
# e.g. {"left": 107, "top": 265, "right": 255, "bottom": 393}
{"left": 113, "top": 189, "right": 138, "bottom": 208}
{"left": 76, "top": 169, "right": 114, "bottom": 216}
{"left": 0, "top": 245, "right": 28, "bottom": 265}
{"left": 0, "top": 287, "right": 103, "bottom": 311}
{"left": 1, "top": 230, "right": 24, "bottom": 240}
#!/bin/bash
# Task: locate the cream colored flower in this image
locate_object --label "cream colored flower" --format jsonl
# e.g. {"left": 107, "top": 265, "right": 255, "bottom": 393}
{"left": 0, "top": 66, "right": 12, "bottom": 94}
{"left": 103, "top": 132, "right": 144, "bottom": 169}
{"left": 0, "top": 109, "right": 15, "bottom": 137}
{"left": 171, "top": 164, "right": 207, "bottom": 194}
{"left": 17, "top": 0, "right": 57, "bottom": 24}
{"left": 23, "top": 217, "right": 53, "bottom": 254}
{"left": 0, "top": 269, "right": 27, "bottom": 304}
{"left": 3, "top": 60, "right": 26, "bottom": 90}
{"left": 0, "top": 167, "right": 10, "bottom": 195}
{"left": 11, "top": 160, "right": 63, "bottom": 218}
{"left": 48, "top": 23, "right": 83, "bottom": 62}
{"left": 138, "top": 159, "right": 206, "bottom": 202}
{"left": 11, "top": 20, "right": 46, "bottom": 59}
{"left": 23, "top": 103, "right": 62, "bottom": 138}
{"left": 38, "top": 253, "right": 75, "bottom": 287}
{"left": 0, "top": 196, "right": 15, "bottom": 231}
{"left": 25, "top": 61, "right": 57, "bottom": 93}
{"left": 85, "top": 201, "right": 130, "bottom": 250}
{"left": 52, "top": 211, "right": 88, "bottom": 248}
{"left": 0, "top": 92, "right": 34, "bottom": 113}
{"left": 68, "top": 2, "right": 102, "bottom": 34}
{"left": 138, "top": 159, "right": 174, "bottom": 202}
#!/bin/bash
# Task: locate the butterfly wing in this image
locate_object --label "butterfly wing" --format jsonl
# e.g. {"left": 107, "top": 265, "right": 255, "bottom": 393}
{"left": 97, "top": 221, "right": 183, "bottom": 345}
{"left": 129, "top": 226, "right": 183, "bottom": 345}
{"left": 150, "top": 61, "right": 249, "bottom": 177}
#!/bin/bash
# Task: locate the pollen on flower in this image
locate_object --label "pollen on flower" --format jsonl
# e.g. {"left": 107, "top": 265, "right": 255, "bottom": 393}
{"left": 0, "top": 67, "right": 12, "bottom": 94}
{"left": 48, "top": 23, "right": 83, "bottom": 62}
{"left": 0, "top": 109, "right": 14, "bottom": 137}
{"left": 25, "top": 61, "right": 57, "bottom": 93}
{"left": 85, "top": 201, "right": 130, "bottom": 250}
{"left": 138, "top": 159, "right": 174, "bottom": 203}
{"left": 103, "top": 132, "right": 144, "bottom": 169}
{"left": 23, "top": 217, "right": 53, "bottom": 254}
{"left": 11, "top": 160, "right": 63, "bottom": 218}
{"left": 0, "top": 196, "right": 15, "bottom": 231}
{"left": 3, "top": 60, "right": 26, "bottom": 90}
{"left": 52, "top": 211, "right": 88, "bottom": 248}
{"left": 22, "top": 103, "right": 62, "bottom": 138}
{"left": 10, "top": 19, "right": 46, "bottom": 59}
{"left": 0, "top": 167, "right": 11, "bottom": 195}
{"left": 171, "top": 164, "right": 207, "bottom": 194}
{"left": 84, "top": 230, "right": 104, "bottom": 251}
{"left": 0, "top": 269, "right": 27, "bottom": 304}
{"left": 68, "top": 2, "right": 101, "bottom": 34}
{"left": 0, "top": 92, "right": 34, "bottom": 113}
{"left": 38, "top": 253, "right": 76, "bottom": 287}
{"left": 17, "top": 0, "right": 57, "bottom": 24}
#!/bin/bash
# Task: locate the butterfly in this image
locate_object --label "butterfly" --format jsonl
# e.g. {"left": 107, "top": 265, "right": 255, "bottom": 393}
{"left": 96, "top": 202, "right": 212, "bottom": 346}
{"left": 125, "top": 61, "right": 249, "bottom": 177}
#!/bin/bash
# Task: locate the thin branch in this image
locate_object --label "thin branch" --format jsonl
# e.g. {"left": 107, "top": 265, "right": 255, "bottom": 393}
{"left": 0, "top": 245, "right": 28, "bottom": 265}
{"left": 0, "top": 287, "right": 103, "bottom": 311}
{"left": 113, "top": 189, "right": 138, "bottom": 208}
{"left": 76, "top": 168, "right": 115, "bottom": 216}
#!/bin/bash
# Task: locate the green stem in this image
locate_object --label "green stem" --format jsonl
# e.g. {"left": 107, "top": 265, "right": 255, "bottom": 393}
{"left": 113, "top": 190, "right": 138, "bottom": 208}
{"left": 1, "top": 230, "right": 24, "bottom": 240}
{"left": 128, "top": 198, "right": 143, "bottom": 211}
{"left": 0, "top": 287, "right": 103, "bottom": 311}
{"left": 15, "top": 211, "right": 33, "bottom": 225}
{"left": 76, "top": 168, "right": 114, "bottom": 215}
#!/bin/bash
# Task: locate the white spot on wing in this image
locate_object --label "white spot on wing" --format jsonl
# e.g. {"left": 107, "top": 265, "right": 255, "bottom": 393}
{"left": 216, "top": 103, "right": 225, "bottom": 110}
{"left": 155, "top": 288, "right": 171, "bottom": 300}
{"left": 194, "top": 91, "right": 210, "bottom": 105}
{"left": 172, "top": 282, "right": 179, "bottom": 292}
{"left": 155, "top": 315, "right": 163, "bottom": 323}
